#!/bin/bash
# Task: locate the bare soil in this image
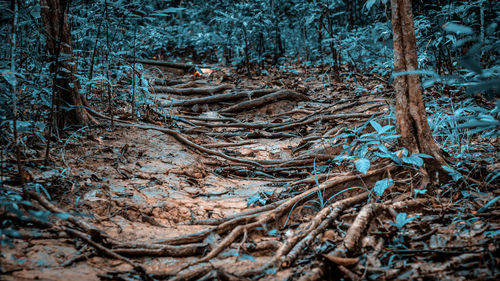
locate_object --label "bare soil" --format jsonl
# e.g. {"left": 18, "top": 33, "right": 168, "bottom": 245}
{"left": 1, "top": 65, "right": 498, "bottom": 280}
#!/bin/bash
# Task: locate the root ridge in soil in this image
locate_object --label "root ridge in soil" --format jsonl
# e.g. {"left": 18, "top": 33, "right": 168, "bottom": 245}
{"left": 2, "top": 64, "right": 498, "bottom": 281}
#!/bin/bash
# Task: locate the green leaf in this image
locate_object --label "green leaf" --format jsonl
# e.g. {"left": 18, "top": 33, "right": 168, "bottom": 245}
{"left": 486, "top": 23, "right": 498, "bottom": 35}
{"left": 10, "top": 121, "right": 31, "bottom": 133}
{"left": 414, "top": 189, "right": 427, "bottom": 195}
{"left": 268, "top": 229, "right": 278, "bottom": 236}
{"left": 247, "top": 193, "right": 266, "bottom": 206}
{"left": 265, "top": 268, "right": 277, "bottom": 274}
{"left": 486, "top": 169, "right": 500, "bottom": 184}
{"left": 370, "top": 120, "right": 383, "bottom": 134}
{"left": 442, "top": 166, "right": 463, "bottom": 181}
{"left": 355, "top": 158, "right": 370, "bottom": 175}
{"left": 460, "top": 56, "right": 482, "bottom": 74}
{"left": 3, "top": 229, "right": 21, "bottom": 238}
{"left": 441, "top": 165, "right": 455, "bottom": 173}
{"left": 443, "top": 23, "right": 474, "bottom": 35}
{"left": 54, "top": 213, "right": 71, "bottom": 220}
{"left": 392, "top": 212, "right": 417, "bottom": 229}
{"left": 153, "top": 7, "right": 186, "bottom": 16}
{"left": 485, "top": 229, "right": 500, "bottom": 238}
{"left": 477, "top": 195, "right": 500, "bottom": 214}
{"left": 365, "top": 0, "right": 377, "bottom": 11}
{"left": 412, "top": 153, "right": 433, "bottom": 159}
{"left": 402, "top": 154, "right": 424, "bottom": 167}
{"left": 2, "top": 70, "right": 17, "bottom": 87}
{"left": 377, "top": 144, "right": 389, "bottom": 153}
{"left": 34, "top": 183, "right": 51, "bottom": 201}
{"left": 239, "top": 254, "right": 256, "bottom": 261}
{"left": 380, "top": 125, "right": 394, "bottom": 133}
{"left": 373, "top": 178, "right": 393, "bottom": 196}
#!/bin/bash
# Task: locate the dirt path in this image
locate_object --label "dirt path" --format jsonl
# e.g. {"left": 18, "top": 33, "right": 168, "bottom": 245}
{"left": 2, "top": 65, "right": 498, "bottom": 280}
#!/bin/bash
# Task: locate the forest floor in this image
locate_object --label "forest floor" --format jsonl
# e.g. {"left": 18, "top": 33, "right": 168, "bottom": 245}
{"left": 1, "top": 63, "right": 499, "bottom": 280}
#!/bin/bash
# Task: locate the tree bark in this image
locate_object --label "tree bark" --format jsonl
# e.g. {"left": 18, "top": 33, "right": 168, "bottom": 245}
{"left": 41, "top": 0, "right": 95, "bottom": 127}
{"left": 391, "top": 0, "right": 448, "bottom": 176}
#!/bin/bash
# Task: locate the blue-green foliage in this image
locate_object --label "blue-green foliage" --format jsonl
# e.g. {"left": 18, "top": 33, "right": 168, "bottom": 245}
{"left": 373, "top": 178, "right": 394, "bottom": 196}
{"left": 355, "top": 158, "right": 370, "bottom": 175}
{"left": 390, "top": 212, "right": 417, "bottom": 230}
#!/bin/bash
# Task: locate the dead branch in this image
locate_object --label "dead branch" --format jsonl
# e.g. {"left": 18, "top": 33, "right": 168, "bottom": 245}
{"left": 432, "top": 252, "right": 483, "bottom": 273}
{"left": 206, "top": 130, "right": 297, "bottom": 139}
{"left": 337, "top": 265, "right": 360, "bottom": 281}
{"left": 242, "top": 240, "right": 282, "bottom": 252}
{"left": 155, "top": 227, "right": 216, "bottom": 245}
{"left": 177, "top": 114, "right": 241, "bottom": 123}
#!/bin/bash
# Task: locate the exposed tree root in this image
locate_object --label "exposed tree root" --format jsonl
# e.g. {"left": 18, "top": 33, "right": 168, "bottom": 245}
{"left": 8, "top": 66, "right": 495, "bottom": 281}
{"left": 165, "top": 88, "right": 278, "bottom": 107}
{"left": 25, "top": 191, "right": 151, "bottom": 279}
{"left": 272, "top": 111, "right": 383, "bottom": 131}
{"left": 167, "top": 166, "right": 395, "bottom": 276}
{"left": 297, "top": 266, "right": 324, "bottom": 281}
{"left": 116, "top": 122, "right": 265, "bottom": 167}
{"left": 129, "top": 59, "right": 199, "bottom": 71}
{"left": 281, "top": 192, "right": 370, "bottom": 268}
{"left": 95, "top": 117, "right": 365, "bottom": 170}
{"left": 154, "top": 84, "right": 233, "bottom": 95}
{"left": 112, "top": 242, "right": 207, "bottom": 257}
{"left": 220, "top": 89, "right": 308, "bottom": 113}
{"left": 329, "top": 198, "right": 426, "bottom": 258}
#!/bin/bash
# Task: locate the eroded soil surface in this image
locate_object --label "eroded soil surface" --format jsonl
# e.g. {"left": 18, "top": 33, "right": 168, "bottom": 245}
{"left": 1, "top": 65, "right": 499, "bottom": 280}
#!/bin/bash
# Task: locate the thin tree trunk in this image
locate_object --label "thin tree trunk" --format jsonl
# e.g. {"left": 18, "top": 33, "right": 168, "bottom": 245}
{"left": 40, "top": 0, "right": 96, "bottom": 127}
{"left": 479, "top": 0, "right": 485, "bottom": 65}
{"left": 391, "top": 0, "right": 448, "bottom": 179}
{"left": 10, "top": 0, "right": 26, "bottom": 190}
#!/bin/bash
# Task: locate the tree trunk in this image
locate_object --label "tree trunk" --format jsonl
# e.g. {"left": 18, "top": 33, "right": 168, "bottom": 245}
{"left": 41, "top": 0, "right": 95, "bottom": 127}
{"left": 391, "top": 0, "right": 448, "bottom": 178}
